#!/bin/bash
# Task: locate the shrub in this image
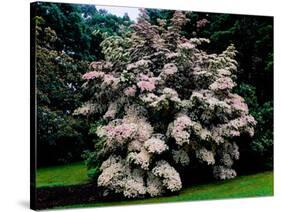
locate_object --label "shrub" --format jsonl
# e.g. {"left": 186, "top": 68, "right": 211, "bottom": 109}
{"left": 76, "top": 10, "right": 256, "bottom": 198}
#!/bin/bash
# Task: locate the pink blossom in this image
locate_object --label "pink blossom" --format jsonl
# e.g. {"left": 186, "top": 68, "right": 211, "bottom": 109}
{"left": 218, "top": 115, "right": 257, "bottom": 138}
{"left": 127, "top": 60, "right": 151, "bottom": 71}
{"left": 209, "top": 77, "right": 235, "bottom": 91}
{"left": 82, "top": 71, "right": 104, "bottom": 80}
{"left": 136, "top": 74, "right": 157, "bottom": 92}
{"left": 103, "top": 74, "right": 119, "bottom": 85}
{"left": 241, "top": 115, "right": 257, "bottom": 125}
{"left": 135, "top": 120, "right": 153, "bottom": 142}
{"left": 147, "top": 172, "right": 165, "bottom": 197}
{"left": 89, "top": 61, "right": 103, "bottom": 70}
{"left": 104, "top": 123, "right": 138, "bottom": 144}
{"left": 168, "top": 115, "right": 193, "bottom": 146}
{"left": 124, "top": 86, "right": 137, "bottom": 97}
{"left": 137, "top": 80, "right": 156, "bottom": 92}
{"left": 228, "top": 94, "right": 248, "bottom": 113}
{"left": 161, "top": 63, "right": 178, "bottom": 76}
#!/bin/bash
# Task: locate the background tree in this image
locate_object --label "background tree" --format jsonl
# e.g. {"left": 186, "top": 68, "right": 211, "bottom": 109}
{"left": 34, "top": 17, "right": 92, "bottom": 166}
{"left": 34, "top": 2, "right": 132, "bottom": 61}
{"left": 32, "top": 2, "right": 133, "bottom": 166}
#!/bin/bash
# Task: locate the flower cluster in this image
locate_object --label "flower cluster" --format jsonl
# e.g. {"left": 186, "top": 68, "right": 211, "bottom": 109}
{"left": 98, "top": 155, "right": 147, "bottom": 198}
{"left": 227, "top": 94, "right": 249, "bottom": 114}
{"left": 82, "top": 71, "right": 119, "bottom": 89}
{"left": 82, "top": 70, "right": 104, "bottom": 80}
{"left": 159, "top": 63, "right": 178, "bottom": 79}
{"left": 97, "top": 120, "right": 138, "bottom": 150}
{"left": 196, "top": 148, "right": 215, "bottom": 165}
{"left": 209, "top": 77, "right": 236, "bottom": 92}
{"left": 218, "top": 115, "right": 257, "bottom": 138}
{"left": 144, "top": 137, "right": 169, "bottom": 154}
{"left": 167, "top": 115, "right": 193, "bottom": 146}
{"left": 152, "top": 160, "right": 182, "bottom": 192}
{"left": 137, "top": 74, "right": 157, "bottom": 92}
{"left": 124, "top": 86, "right": 137, "bottom": 97}
{"left": 140, "top": 88, "right": 181, "bottom": 110}
{"left": 127, "top": 148, "right": 151, "bottom": 170}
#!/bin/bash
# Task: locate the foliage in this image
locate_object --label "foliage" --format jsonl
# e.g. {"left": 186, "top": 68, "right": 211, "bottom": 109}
{"left": 35, "top": 18, "right": 93, "bottom": 166}
{"left": 34, "top": 2, "right": 132, "bottom": 61}
{"left": 77, "top": 11, "right": 256, "bottom": 198}
{"left": 235, "top": 83, "right": 273, "bottom": 170}
{"left": 87, "top": 167, "right": 100, "bottom": 179}
{"left": 251, "top": 102, "right": 273, "bottom": 158}
{"left": 81, "top": 120, "right": 107, "bottom": 179}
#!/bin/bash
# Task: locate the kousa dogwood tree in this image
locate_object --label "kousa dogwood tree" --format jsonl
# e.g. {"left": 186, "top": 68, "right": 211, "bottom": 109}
{"left": 74, "top": 10, "right": 256, "bottom": 198}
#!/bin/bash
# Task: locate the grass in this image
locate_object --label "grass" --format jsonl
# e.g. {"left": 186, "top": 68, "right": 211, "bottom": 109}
{"left": 36, "top": 161, "right": 90, "bottom": 188}
{"left": 60, "top": 171, "right": 273, "bottom": 209}
{"left": 36, "top": 162, "right": 273, "bottom": 208}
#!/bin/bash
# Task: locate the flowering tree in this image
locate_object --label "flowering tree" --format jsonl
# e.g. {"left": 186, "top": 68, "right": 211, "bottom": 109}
{"left": 75, "top": 10, "right": 256, "bottom": 198}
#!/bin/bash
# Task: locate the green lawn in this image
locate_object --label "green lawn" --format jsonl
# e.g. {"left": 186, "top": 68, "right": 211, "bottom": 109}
{"left": 36, "top": 161, "right": 90, "bottom": 188}
{"left": 60, "top": 171, "right": 273, "bottom": 209}
{"left": 36, "top": 162, "right": 273, "bottom": 208}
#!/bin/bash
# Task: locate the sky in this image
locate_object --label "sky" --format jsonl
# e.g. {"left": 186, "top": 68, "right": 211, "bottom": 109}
{"left": 96, "top": 5, "right": 140, "bottom": 21}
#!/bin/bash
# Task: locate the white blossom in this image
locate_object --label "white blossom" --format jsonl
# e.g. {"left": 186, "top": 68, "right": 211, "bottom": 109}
{"left": 196, "top": 148, "right": 215, "bottom": 165}
{"left": 152, "top": 160, "right": 182, "bottom": 192}
{"left": 144, "top": 138, "right": 169, "bottom": 154}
